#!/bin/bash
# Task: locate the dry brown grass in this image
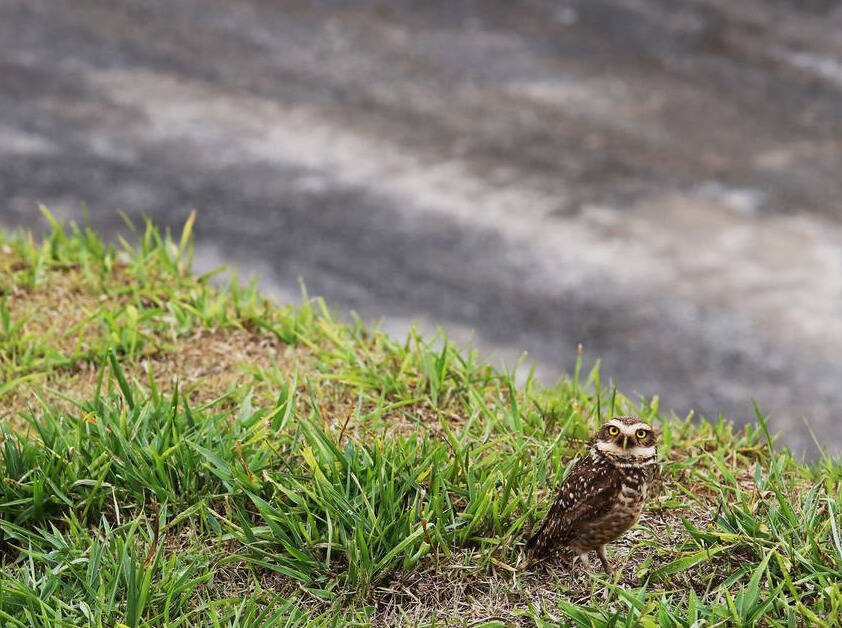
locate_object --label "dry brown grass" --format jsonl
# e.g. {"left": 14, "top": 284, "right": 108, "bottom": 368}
{"left": 1, "top": 260, "right": 314, "bottom": 430}
{"left": 1, "top": 263, "right": 451, "bottom": 440}
{"left": 4, "top": 329, "right": 308, "bottom": 422}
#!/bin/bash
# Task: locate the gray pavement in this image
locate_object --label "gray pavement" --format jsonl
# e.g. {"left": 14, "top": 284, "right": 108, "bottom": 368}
{"left": 2, "top": 0, "right": 842, "bottom": 455}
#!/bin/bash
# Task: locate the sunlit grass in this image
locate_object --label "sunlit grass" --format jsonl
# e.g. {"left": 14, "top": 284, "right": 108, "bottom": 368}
{"left": 0, "top": 210, "right": 839, "bottom": 626}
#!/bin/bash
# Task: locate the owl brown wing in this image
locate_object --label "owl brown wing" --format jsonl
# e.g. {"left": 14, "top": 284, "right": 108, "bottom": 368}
{"left": 526, "top": 456, "right": 621, "bottom": 557}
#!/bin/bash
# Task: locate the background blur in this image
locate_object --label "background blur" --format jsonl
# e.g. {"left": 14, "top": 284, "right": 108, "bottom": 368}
{"left": 1, "top": 0, "right": 841, "bottom": 456}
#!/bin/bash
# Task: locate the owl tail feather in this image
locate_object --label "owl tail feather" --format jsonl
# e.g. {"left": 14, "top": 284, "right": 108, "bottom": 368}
{"left": 525, "top": 523, "right": 549, "bottom": 557}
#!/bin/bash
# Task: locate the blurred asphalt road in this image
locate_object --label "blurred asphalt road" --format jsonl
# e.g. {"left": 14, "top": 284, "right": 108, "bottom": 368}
{"left": 2, "top": 0, "right": 842, "bottom": 455}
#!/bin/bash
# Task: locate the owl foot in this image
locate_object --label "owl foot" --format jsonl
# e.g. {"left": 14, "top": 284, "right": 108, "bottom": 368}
{"left": 597, "top": 545, "right": 614, "bottom": 576}
{"left": 575, "top": 552, "right": 592, "bottom": 570}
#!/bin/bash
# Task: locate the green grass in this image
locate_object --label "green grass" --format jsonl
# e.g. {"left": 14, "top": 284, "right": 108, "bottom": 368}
{"left": 0, "top": 210, "right": 840, "bottom": 626}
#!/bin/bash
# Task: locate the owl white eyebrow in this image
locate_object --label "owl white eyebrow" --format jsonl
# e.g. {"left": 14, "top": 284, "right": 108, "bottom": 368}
{"left": 613, "top": 422, "right": 651, "bottom": 433}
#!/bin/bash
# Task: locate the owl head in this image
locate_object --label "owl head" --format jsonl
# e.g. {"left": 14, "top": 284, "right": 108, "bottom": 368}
{"left": 593, "top": 416, "right": 657, "bottom": 460}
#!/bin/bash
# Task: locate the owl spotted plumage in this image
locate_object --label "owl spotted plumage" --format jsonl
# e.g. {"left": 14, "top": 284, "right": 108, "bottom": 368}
{"left": 526, "top": 416, "right": 659, "bottom": 573}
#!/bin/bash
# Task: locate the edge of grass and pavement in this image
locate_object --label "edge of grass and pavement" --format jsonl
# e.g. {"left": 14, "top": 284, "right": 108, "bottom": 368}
{"left": 0, "top": 210, "right": 839, "bottom": 626}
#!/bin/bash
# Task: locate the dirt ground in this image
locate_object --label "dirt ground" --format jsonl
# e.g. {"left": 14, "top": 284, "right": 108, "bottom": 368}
{"left": 1, "top": 0, "right": 841, "bottom": 455}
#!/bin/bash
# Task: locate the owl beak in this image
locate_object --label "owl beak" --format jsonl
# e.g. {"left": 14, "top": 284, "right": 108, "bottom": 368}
{"left": 622, "top": 435, "right": 630, "bottom": 449}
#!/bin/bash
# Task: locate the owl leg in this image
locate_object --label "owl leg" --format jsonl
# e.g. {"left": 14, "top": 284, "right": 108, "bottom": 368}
{"left": 597, "top": 545, "right": 612, "bottom": 574}
{"left": 576, "top": 552, "right": 592, "bottom": 570}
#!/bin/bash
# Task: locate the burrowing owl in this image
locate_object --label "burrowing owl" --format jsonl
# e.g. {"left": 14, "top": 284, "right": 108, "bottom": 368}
{"left": 526, "top": 416, "right": 658, "bottom": 573}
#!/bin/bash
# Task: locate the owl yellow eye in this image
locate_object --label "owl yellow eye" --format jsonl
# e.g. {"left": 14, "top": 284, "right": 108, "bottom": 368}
{"left": 608, "top": 426, "right": 619, "bottom": 436}
{"left": 636, "top": 429, "right": 648, "bottom": 439}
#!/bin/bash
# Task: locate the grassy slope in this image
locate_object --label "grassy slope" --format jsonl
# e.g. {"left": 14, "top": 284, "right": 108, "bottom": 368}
{"left": 0, "top": 213, "right": 840, "bottom": 627}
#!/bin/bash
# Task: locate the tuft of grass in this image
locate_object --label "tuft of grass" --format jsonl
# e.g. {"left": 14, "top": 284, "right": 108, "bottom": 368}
{"left": 0, "top": 213, "right": 839, "bottom": 626}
